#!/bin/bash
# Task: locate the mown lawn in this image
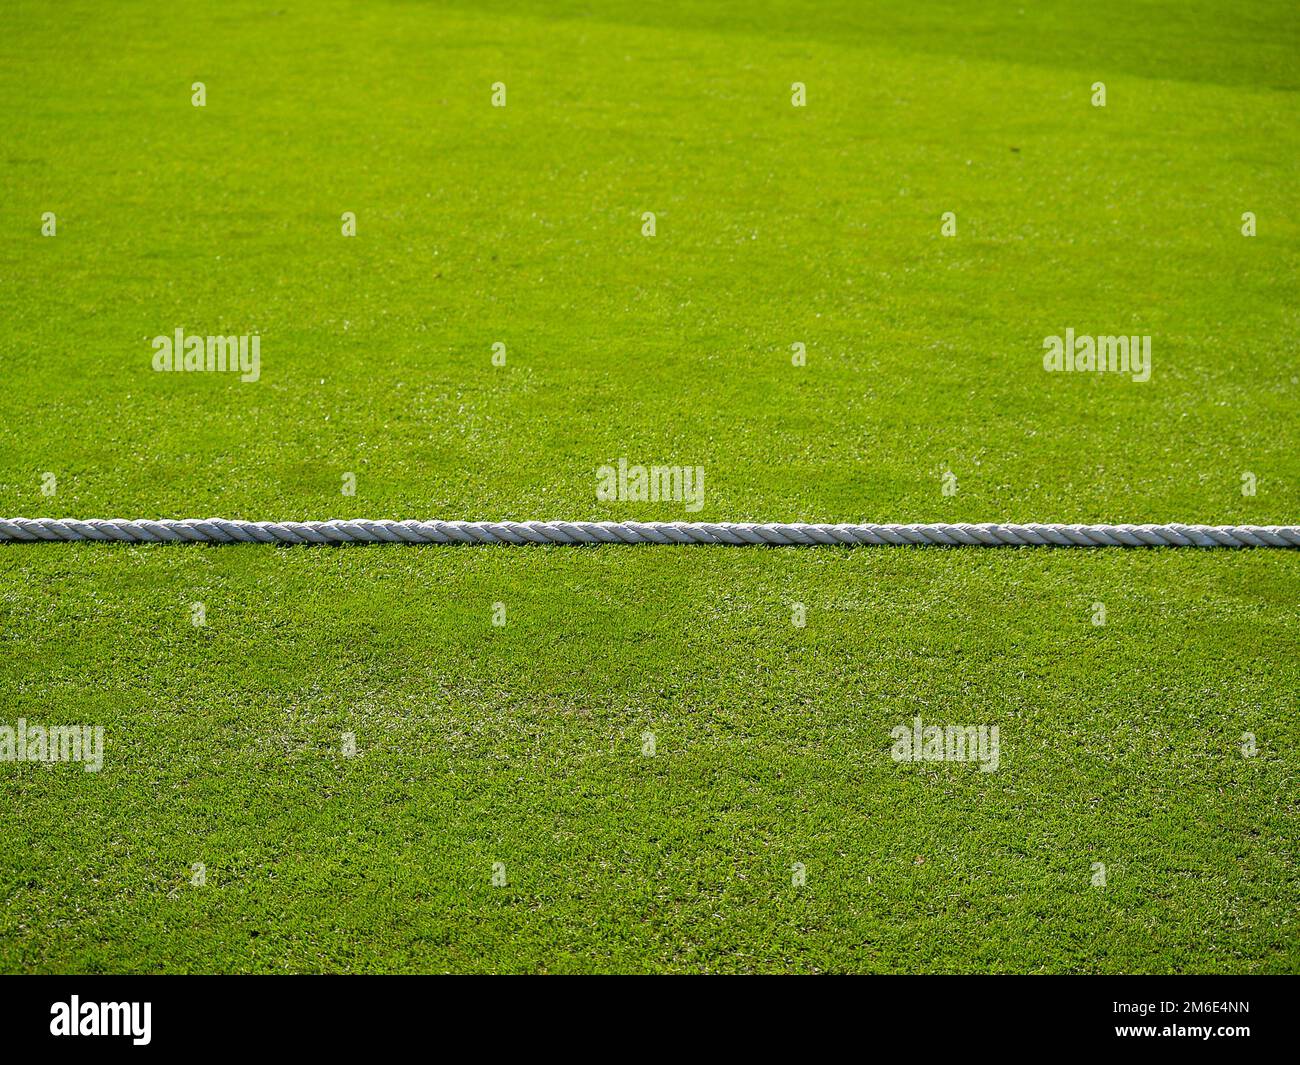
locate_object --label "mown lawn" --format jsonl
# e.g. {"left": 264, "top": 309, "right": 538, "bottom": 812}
{"left": 0, "top": 0, "right": 1296, "bottom": 971}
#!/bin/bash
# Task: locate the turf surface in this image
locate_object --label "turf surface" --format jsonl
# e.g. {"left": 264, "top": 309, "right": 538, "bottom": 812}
{"left": 0, "top": 0, "right": 1297, "bottom": 973}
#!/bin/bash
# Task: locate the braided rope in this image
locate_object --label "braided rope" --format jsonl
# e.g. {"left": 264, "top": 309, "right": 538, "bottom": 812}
{"left": 0, "top": 518, "right": 1296, "bottom": 547}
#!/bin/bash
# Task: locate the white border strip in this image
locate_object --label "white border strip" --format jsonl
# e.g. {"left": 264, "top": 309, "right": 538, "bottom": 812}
{"left": 1, "top": 518, "right": 1297, "bottom": 547}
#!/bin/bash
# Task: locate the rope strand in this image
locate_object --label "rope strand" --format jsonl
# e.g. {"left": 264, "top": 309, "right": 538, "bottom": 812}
{"left": 1, "top": 518, "right": 1296, "bottom": 547}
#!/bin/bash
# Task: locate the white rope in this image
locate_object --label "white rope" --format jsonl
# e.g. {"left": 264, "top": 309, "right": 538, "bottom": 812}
{"left": 0, "top": 518, "right": 1296, "bottom": 547}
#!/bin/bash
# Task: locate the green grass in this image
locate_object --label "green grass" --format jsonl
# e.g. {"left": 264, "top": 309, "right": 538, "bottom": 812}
{"left": 2, "top": 546, "right": 1297, "bottom": 973}
{"left": 0, "top": 0, "right": 1297, "bottom": 973}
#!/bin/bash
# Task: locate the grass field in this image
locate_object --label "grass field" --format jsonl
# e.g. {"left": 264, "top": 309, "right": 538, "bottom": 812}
{"left": 0, "top": 0, "right": 1297, "bottom": 973}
